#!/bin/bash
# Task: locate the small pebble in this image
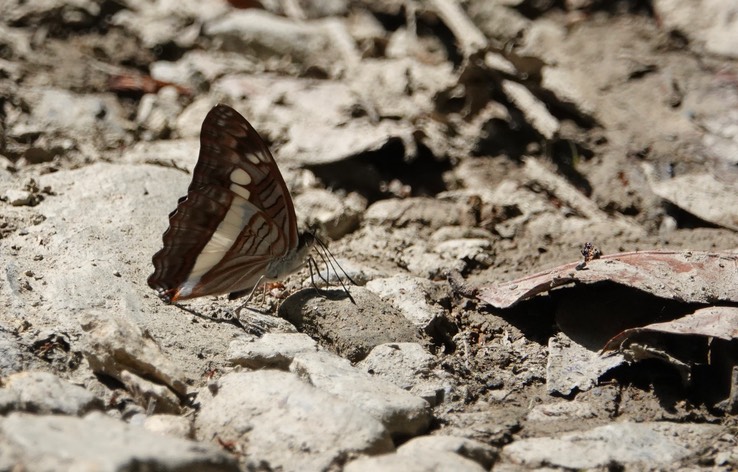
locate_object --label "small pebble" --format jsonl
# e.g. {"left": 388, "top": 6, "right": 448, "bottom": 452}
{"left": 5, "top": 189, "right": 34, "bottom": 206}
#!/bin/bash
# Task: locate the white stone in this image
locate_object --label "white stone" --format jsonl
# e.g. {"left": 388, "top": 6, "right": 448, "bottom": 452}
{"left": 0, "top": 163, "right": 245, "bottom": 387}
{"left": 0, "top": 412, "right": 237, "bottom": 471}
{"left": 345, "top": 450, "right": 486, "bottom": 472}
{"left": 195, "top": 370, "right": 393, "bottom": 471}
{"left": 290, "top": 350, "right": 431, "bottom": 436}
{"left": 227, "top": 332, "right": 318, "bottom": 369}
{"left": 293, "top": 188, "right": 365, "bottom": 240}
{"left": 4, "top": 189, "right": 33, "bottom": 206}
{"left": 398, "top": 435, "right": 498, "bottom": 469}
{"left": 358, "top": 343, "right": 436, "bottom": 390}
{"left": 2, "top": 371, "right": 101, "bottom": 416}
{"left": 205, "top": 10, "right": 345, "bottom": 73}
{"left": 502, "top": 422, "right": 722, "bottom": 469}
{"left": 143, "top": 414, "right": 193, "bottom": 439}
{"left": 365, "top": 275, "right": 446, "bottom": 332}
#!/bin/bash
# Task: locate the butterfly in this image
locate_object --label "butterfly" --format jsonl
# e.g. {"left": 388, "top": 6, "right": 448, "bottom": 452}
{"left": 148, "top": 104, "right": 315, "bottom": 303}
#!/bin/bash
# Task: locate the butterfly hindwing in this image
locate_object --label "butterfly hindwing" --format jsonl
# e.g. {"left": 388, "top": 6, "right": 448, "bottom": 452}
{"left": 148, "top": 105, "right": 299, "bottom": 302}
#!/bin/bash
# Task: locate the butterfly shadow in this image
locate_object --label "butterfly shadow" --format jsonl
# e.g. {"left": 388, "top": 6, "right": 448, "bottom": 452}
{"left": 170, "top": 302, "right": 250, "bottom": 329}
{"left": 171, "top": 301, "right": 296, "bottom": 337}
{"left": 293, "top": 286, "right": 353, "bottom": 302}
{"left": 170, "top": 285, "right": 352, "bottom": 334}
{"left": 277, "top": 286, "right": 353, "bottom": 317}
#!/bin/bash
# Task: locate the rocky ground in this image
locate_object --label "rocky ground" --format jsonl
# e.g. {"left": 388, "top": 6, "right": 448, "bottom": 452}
{"left": 1, "top": 0, "right": 738, "bottom": 470}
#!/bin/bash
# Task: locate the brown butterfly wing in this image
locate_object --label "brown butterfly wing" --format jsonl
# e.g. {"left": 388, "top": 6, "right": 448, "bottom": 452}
{"left": 148, "top": 105, "right": 299, "bottom": 302}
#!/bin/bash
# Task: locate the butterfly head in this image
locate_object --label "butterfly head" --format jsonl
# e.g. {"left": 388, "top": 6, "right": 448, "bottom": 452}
{"left": 298, "top": 230, "right": 316, "bottom": 253}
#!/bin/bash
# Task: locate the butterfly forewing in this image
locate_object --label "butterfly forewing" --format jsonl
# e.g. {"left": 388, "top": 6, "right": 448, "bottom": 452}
{"left": 148, "top": 105, "right": 300, "bottom": 302}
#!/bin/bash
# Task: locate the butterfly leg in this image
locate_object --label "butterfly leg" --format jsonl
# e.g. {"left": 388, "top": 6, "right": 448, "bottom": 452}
{"left": 260, "top": 283, "right": 268, "bottom": 304}
{"left": 307, "top": 256, "right": 329, "bottom": 296}
{"left": 233, "top": 275, "right": 270, "bottom": 317}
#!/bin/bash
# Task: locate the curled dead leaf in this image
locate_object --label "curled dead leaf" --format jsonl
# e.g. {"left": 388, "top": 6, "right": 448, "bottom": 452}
{"left": 478, "top": 250, "right": 737, "bottom": 309}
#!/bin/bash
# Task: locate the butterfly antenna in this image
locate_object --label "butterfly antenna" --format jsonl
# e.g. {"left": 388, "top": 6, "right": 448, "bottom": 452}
{"left": 315, "top": 236, "right": 358, "bottom": 286}
{"left": 312, "top": 236, "right": 356, "bottom": 304}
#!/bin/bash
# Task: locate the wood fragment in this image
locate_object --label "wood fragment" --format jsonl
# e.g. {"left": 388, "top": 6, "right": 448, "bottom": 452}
{"left": 503, "top": 81, "right": 559, "bottom": 139}
{"left": 428, "top": 0, "right": 487, "bottom": 56}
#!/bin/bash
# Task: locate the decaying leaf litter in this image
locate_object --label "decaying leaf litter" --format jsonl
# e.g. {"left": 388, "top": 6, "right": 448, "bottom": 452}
{"left": 1, "top": 0, "right": 738, "bottom": 470}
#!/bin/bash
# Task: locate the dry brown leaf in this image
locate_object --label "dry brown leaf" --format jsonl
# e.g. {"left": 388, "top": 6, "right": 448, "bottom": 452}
{"left": 602, "top": 306, "right": 738, "bottom": 351}
{"left": 477, "top": 250, "right": 738, "bottom": 309}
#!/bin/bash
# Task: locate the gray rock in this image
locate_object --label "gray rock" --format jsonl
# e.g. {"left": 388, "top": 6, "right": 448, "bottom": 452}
{"left": 119, "top": 370, "right": 182, "bottom": 415}
{"left": 436, "top": 410, "right": 521, "bottom": 446}
{"left": 469, "top": 0, "right": 530, "bottom": 45}
{"left": 429, "top": 226, "right": 496, "bottom": 244}
{"left": 2, "top": 0, "right": 99, "bottom": 25}
{"left": 195, "top": 370, "right": 393, "bottom": 471}
{"left": 235, "top": 309, "right": 301, "bottom": 335}
{"left": 205, "top": 10, "right": 347, "bottom": 75}
{"left": 1, "top": 371, "right": 102, "bottom": 416}
{"left": 365, "top": 198, "right": 466, "bottom": 229}
{"left": 649, "top": 171, "right": 738, "bottom": 232}
{"left": 151, "top": 50, "right": 257, "bottom": 90}
{"left": 216, "top": 75, "right": 356, "bottom": 133}
{"left": 211, "top": 75, "right": 413, "bottom": 166}
{"left": 3, "top": 189, "right": 34, "bottom": 206}
{"left": 136, "top": 87, "right": 183, "bottom": 140}
{"left": 227, "top": 332, "right": 318, "bottom": 369}
{"left": 175, "top": 97, "right": 221, "bottom": 138}
{"left": 279, "top": 287, "right": 423, "bottom": 362}
{"left": 0, "top": 412, "right": 237, "bottom": 471}
{"left": 527, "top": 400, "right": 598, "bottom": 422}
{"left": 345, "top": 450, "right": 486, "bottom": 472}
{"left": 111, "top": 0, "right": 226, "bottom": 49}
{"left": 0, "top": 328, "right": 23, "bottom": 377}
{"left": 357, "top": 343, "right": 449, "bottom": 407}
{"left": 365, "top": 275, "right": 447, "bottom": 333}
{"left": 11, "top": 163, "right": 188, "bottom": 328}
{"left": 1, "top": 162, "right": 244, "bottom": 385}
{"left": 348, "top": 58, "right": 455, "bottom": 121}
{"left": 293, "top": 189, "right": 365, "bottom": 240}
{"left": 121, "top": 138, "right": 199, "bottom": 172}
{"left": 433, "top": 238, "right": 494, "bottom": 269}
{"left": 79, "top": 311, "right": 188, "bottom": 413}
{"left": 398, "top": 435, "right": 498, "bottom": 469}
{"left": 399, "top": 243, "right": 467, "bottom": 280}
{"left": 295, "top": 0, "right": 350, "bottom": 18}
{"left": 501, "top": 422, "right": 722, "bottom": 469}
{"left": 290, "top": 350, "right": 431, "bottom": 436}
{"left": 655, "top": 0, "right": 738, "bottom": 59}
{"left": 0, "top": 390, "right": 15, "bottom": 417}
{"left": 502, "top": 80, "right": 560, "bottom": 139}
{"left": 26, "top": 88, "right": 128, "bottom": 139}
{"left": 143, "top": 414, "right": 193, "bottom": 439}
{"left": 358, "top": 343, "right": 436, "bottom": 389}
{"left": 546, "top": 333, "right": 624, "bottom": 396}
